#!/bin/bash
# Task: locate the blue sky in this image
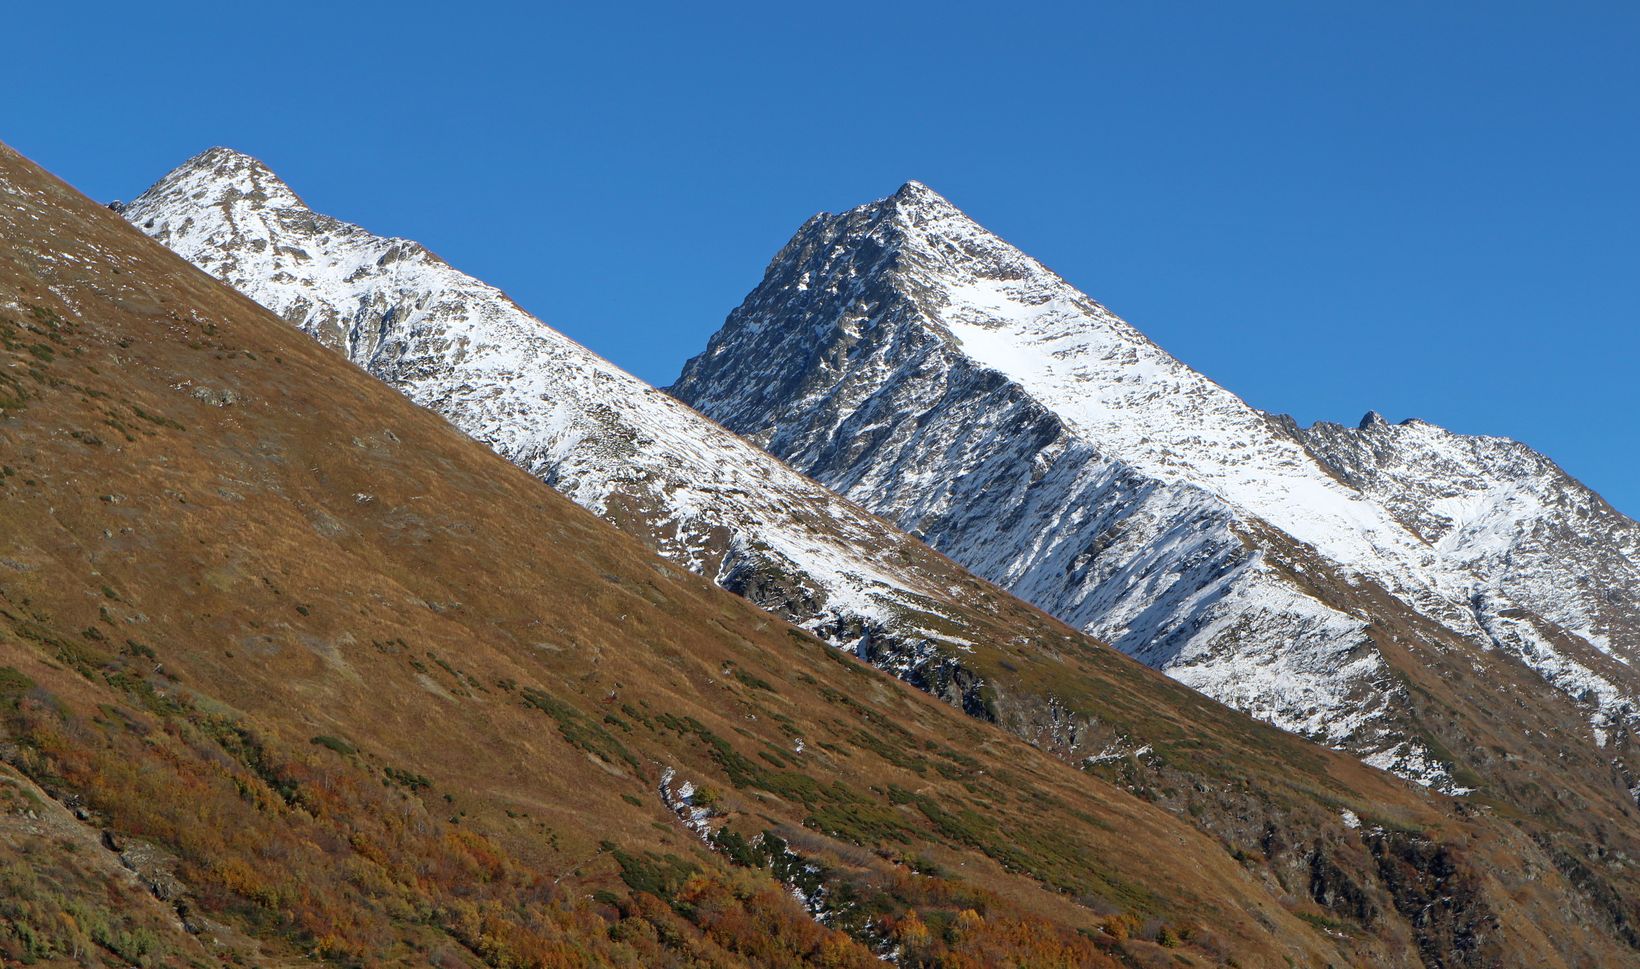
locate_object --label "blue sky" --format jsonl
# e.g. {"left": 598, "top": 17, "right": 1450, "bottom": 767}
{"left": 9, "top": 2, "right": 1636, "bottom": 513}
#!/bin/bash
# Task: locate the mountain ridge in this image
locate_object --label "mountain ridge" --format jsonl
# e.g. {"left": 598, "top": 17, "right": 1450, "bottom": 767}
{"left": 109, "top": 146, "right": 1640, "bottom": 961}
{"left": 119, "top": 147, "right": 1459, "bottom": 804}
{"left": 669, "top": 175, "right": 1640, "bottom": 943}
{"left": 6, "top": 135, "right": 1403, "bottom": 968}
{"left": 670, "top": 179, "right": 1640, "bottom": 781}
{"left": 116, "top": 147, "right": 1012, "bottom": 696}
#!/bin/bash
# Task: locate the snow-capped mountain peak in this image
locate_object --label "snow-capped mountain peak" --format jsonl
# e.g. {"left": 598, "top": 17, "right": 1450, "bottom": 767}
{"left": 135, "top": 147, "right": 304, "bottom": 212}
{"left": 891, "top": 179, "right": 944, "bottom": 202}
{"left": 897, "top": 186, "right": 1458, "bottom": 594}
{"left": 672, "top": 180, "right": 1640, "bottom": 786}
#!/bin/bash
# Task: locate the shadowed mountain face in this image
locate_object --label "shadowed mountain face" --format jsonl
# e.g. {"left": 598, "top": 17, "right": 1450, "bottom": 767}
{"left": 84, "top": 144, "right": 1640, "bottom": 963}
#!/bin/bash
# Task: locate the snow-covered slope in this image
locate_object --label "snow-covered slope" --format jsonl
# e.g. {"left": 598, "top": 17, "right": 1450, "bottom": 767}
{"left": 1304, "top": 414, "right": 1639, "bottom": 660}
{"left": 1301, "top": 413, "right": 1640, "bottom": 739}
{"left": 116, "top": 150, "right": 1063, "bottom": 706}
{"left": 671, "top": 181, "right": 1639, "bottom": 783}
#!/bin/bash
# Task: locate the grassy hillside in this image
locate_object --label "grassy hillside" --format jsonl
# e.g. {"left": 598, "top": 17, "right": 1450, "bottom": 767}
{"left": 0, "top": 140, "right": 1630, "bottom": 968}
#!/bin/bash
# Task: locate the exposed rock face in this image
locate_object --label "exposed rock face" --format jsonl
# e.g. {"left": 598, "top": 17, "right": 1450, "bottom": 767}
{"left": 1364, "top": 829, "right": 1495, "bottom": 969}
{"left": 670, "top": 180, "right": 1640, "bottom": 788}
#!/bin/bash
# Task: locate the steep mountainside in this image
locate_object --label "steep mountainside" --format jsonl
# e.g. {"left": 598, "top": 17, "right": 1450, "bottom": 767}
{"left": 114, "top": 151, "right": 1640, "bottom": 961}
{"left": 0, "top": 136, "right": 1521, "bottom": 969}
{"left": 671, "top": 181, "right": 1640, "bottom": 789}
{"left": 116, "top": 148, "right": 1137, "bottom": 718}
{"left": 124, "top": 150, "right": 1491, "bottom": 799}
{"left": 15, "top": 138, "right": 1640, "bottom": 966}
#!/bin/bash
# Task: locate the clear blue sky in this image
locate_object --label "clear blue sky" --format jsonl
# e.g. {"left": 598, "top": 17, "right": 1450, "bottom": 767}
{"left": 9, "top": 2, "right": 1637, "bottom": 513}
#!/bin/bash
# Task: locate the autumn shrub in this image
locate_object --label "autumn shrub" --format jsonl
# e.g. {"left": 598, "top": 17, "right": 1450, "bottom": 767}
{"left": 1, "top": 686, "right": 890, "bottom": 968}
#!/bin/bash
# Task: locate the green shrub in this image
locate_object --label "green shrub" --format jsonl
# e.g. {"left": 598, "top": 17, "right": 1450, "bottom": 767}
{"left": 0, "top": 666, "right": 34, "bottom": 708}
{"left": 310, "top": 734, "right": 357, "bottom": 756}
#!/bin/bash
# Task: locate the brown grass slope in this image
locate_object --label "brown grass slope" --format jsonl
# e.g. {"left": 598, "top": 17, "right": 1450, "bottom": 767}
{"left": 0, "top": 140, "right": 1627, "bottom": 968}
